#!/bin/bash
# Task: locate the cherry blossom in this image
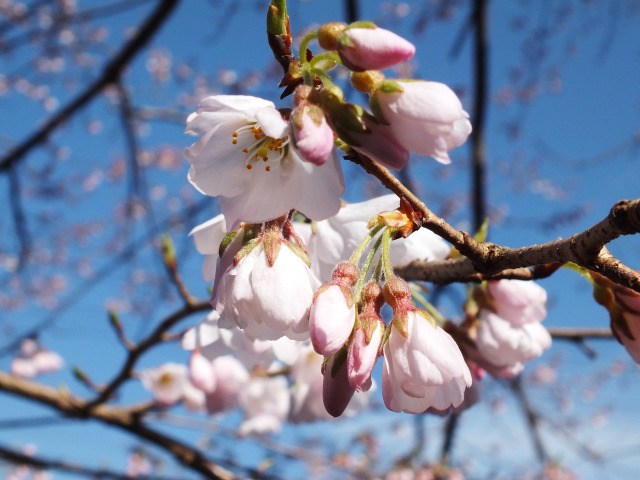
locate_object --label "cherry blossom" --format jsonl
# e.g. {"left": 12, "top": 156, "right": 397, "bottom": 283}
{"left": 336, "top": 25, "right": 415, "bottom": 72}
{"left": 213, "top": 241, "right": 320, "bottom": 341}
{"left": 291, "top": 102, "right": 335, "bottom": 166}
{"left": 238, "top": 376, "right": 290, "bottom": 436}
{"left": 372, "top": 80, "right": 472, "bottom": 164}
{"left": 297, "top": 194, "right": 450, "bottom": 281}
{"left": 184, "top": 95, "right": 344, "bottom": 228}
{"left": 189, "top": 213, "right": 226, "bottom": 282}
{"left": 205, "top": 355, "right": 250, "bottom": 414}
{"left": 10, "top": 339, "right": 64, "bottom": 379}
{"left": 138, "top": 363, "right": 189, "bottom": 408}
{"left": 383, "top": 310, "right": 472, "bottom": 413}
{"left": 475, "top": 310, "right": 552, "bottom": 369}
{"left": 487, "top": 279, "right": 548, "bottom": 326}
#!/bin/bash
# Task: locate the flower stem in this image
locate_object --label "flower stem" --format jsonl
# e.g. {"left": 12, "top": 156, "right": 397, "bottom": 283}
{"left": 299, "top": 30, "right": 318, "bottom": 65}
{"left": 349, "top": 224, "right": 384, "bottom": 265}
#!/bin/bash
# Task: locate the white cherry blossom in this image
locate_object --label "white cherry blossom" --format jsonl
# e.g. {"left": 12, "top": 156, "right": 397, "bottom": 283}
{"left": 185, "top": 95, "right": 345, "bottom": 228}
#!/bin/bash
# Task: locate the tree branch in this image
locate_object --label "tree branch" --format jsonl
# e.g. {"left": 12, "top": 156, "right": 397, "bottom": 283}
{"left": 351, "top": 152, "right": 640, "bottom": 292}
{"left": 0, "top": 0, "right": 179, "bottom": 172}
{"left": 0, "top": 372, "right": 235, "bottom": 480}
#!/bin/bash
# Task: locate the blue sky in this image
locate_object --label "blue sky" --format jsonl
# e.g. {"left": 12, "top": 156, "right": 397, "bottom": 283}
{"left": 1, "top": 0, "right": 639, "bottom": 478}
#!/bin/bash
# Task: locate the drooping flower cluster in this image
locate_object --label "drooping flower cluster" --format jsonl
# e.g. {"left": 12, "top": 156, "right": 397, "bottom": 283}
{"left": 454, "top": 279, "right": 552, "bottom": 378}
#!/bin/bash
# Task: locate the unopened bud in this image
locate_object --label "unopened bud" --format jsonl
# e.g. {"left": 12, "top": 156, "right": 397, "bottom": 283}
{"left": 350, "top": 70, "right": 385, "bottom": 94}
{"left": 317, "top": 22, "right": 347, "bottom": 51}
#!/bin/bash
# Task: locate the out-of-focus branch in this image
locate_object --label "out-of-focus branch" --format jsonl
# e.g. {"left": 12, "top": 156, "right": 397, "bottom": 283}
{"left": 471, "top": 0, "right": 489, "bottom": 233}
{"left": 350, "top": 152, "right": 640, "bottom": 292}
{"left": 509, "top": 376, "right": 548, "bottom": 464}
{"left": 8, "top": 165, "right": 31, "bottom": 269}
{"left": 84, "top": 299, "right": 211, "bottom": 409}
{"left": 0, "top": 197, "right": 210, "bottom": 359}
{"left": 0, "top": 0, "right": 179, "bottom": 172}
{"left": 0, "top": 372, "right": 235, "bottom": 480}
{"left": 0, "top": 442, "right": 183, "bottom": 480}
{"left": 344, "top": 0, "right": 359, "bottom": 23}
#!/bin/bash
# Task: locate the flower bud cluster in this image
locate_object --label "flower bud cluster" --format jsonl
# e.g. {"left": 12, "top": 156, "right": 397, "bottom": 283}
{"left": 460, "top": 279, "right": 552, "bottom": 378}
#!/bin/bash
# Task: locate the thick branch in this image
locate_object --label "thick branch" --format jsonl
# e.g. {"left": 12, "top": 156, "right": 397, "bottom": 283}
{"left": 0, "top": 442, "right": 182, "bottom": 480}
{"left": 0, "top": 372, "right": 235, "bottom": 480}
{"left": 0, "top": 0, "right": 179, "bottom": 172}
{"left": 352, "top": 152, "right": 640, "bottom": 291}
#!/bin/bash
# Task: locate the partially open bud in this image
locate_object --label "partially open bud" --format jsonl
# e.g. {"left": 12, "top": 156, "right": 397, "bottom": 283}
{"left": 371, "top": 80, "right": 472, "bottom": 164}
{"left": 348, "top": 282, "right": 385, "bottom": 392}
{"left": 291, "top": 103, "right": 335, "bottom": 166}
{"left": 337, "top": 24, "right": 415, "bottom": 72}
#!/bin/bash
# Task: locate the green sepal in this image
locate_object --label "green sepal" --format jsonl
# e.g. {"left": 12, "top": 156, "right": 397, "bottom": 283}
{"left": 415, "top": 308, "right": 438, "bottom": 328}
{"left": 391, "top": 312, "right": 409, "bottom": 338}
{"left": 330, "top": 347, "right": 348, "bottom": 378}
{"left": 369, "top": 92, "right": 389, "bottom": 125}
{"left": 337, "top": 32, "right": 354, "bottom": 48}
{"left": 285, "top": 242, "right": 311, "bottom": 269}
{"left": 378, "top": 79, "right": 404, "bottom": 94}
{"left": 234, "top": 238, "right": 260, "bottom": 266}
{"left": 348, "top": 20, "right": 376, "bottom": 29}
{"left": 219, "top": 230, "right": 238, "bottom": 256}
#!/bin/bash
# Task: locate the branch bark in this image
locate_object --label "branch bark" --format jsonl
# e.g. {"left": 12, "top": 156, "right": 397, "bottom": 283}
{"left": 351, "top": 153, "right": 640, "bottom": 292}
{"left": 0, "top": 371, "right": 235, "bottom": 480}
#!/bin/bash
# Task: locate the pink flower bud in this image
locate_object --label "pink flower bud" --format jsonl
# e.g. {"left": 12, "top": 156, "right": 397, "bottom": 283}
{"left": 205, "top": 355, "right": 249, "bottom": 414}
{"left": 291, "top": 104, "right": 335, "bottom": 166}
{"left": 487, "top": 279, "right": 547, "bottom": 326}
{"left": 347, "top": 317, "right": 383, "bottom": 392}
{"left": 322, "top": 350, "right": 356, "bottom": 417}
{"left": 337, "top": 26, "right": 415, "bottom": 72}
{"left": 189, "top": 349, "right": 216, "bottom": 393}
{"left": 309, "top": 284, "right": 355, "bottom": 357}
{"left": 373, "top": 80, "right": 472, "bottom": 164}
{"left": 350, "top": 116, "right": 410, "bottom": 170}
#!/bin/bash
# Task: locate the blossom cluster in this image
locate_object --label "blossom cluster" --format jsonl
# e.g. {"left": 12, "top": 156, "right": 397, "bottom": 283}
{"left": 141, "top": 8, "right": 560, "bottom": 427}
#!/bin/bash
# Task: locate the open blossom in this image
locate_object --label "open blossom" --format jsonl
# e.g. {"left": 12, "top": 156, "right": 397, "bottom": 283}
{"left": 11, "top": 339, "right": 64, "bottom": 378}
{"left": 296, "top": 194, "right": 450, "bottom": 281}
{"left": 182, "top": 310, "right": 303, "bottom": 370}
{"left": 336, "top": 26, "right": 415, "bottom": 72}
{"left": 238, "top": 376, "right": 290, "bottom": 436}
{"left": 373, "top": 81, "right": 472, "bottom": 164}
{"left": 184, "top": 95, "right": 344, "bottom": 228}
{"left": 205, "top": 355, "right": 250, "bottom": 414}
{"left": 383, "top": 310, "right": 472, "bottom": 413}
{"left": 189, "top": 214, "right": 226, "bottom": 282}
{"left": 139, "top": 363, "right": 188, "bottom": 407}
{"left": 213, "top": 243, "right": 321, "bottom": 341}
{"left": 475, "top": 310, "right": 551, "bottom": 368}
{"left": 487, "top": 279, "right": 547, "bottom": 326}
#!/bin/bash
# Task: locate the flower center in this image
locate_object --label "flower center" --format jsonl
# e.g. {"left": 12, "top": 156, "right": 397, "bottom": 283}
{"left": 232, "top": 123, "right": 290, "bottom": 172}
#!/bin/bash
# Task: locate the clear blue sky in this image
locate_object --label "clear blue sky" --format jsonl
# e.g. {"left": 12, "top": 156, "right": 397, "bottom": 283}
{"left": 1, "top": 1, "right": 639, "bottom": 478}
